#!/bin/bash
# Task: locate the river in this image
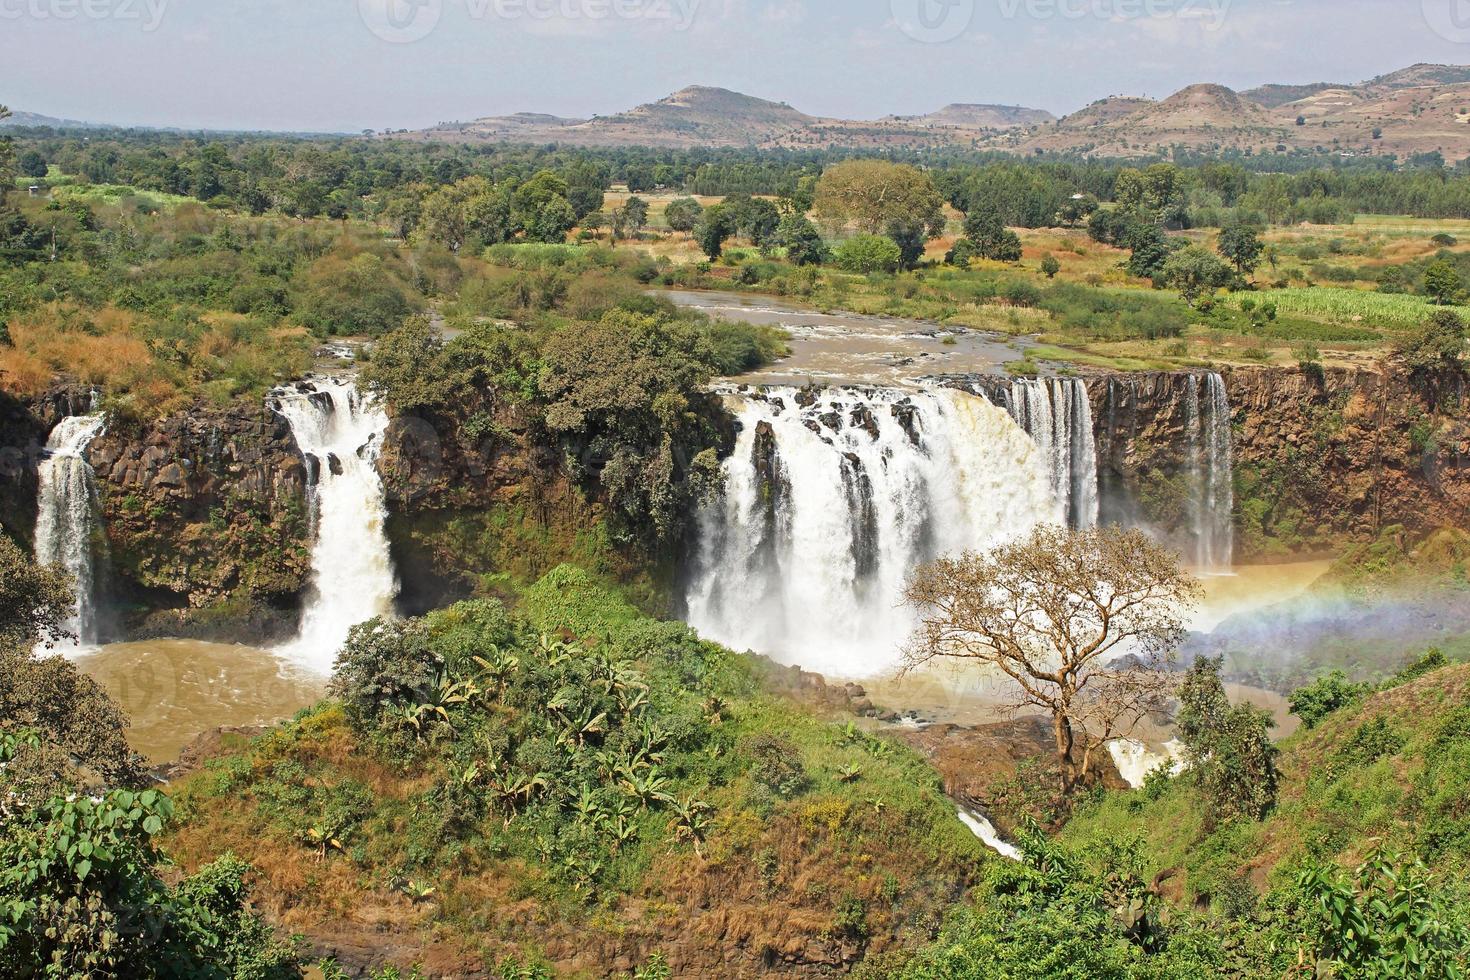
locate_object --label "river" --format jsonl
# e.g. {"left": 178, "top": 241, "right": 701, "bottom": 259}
{"left": 73, "top": 640, "right": 324, "bottom": 765}
{"left": 659, "top": 288, "right": 1034, "bottom": 387}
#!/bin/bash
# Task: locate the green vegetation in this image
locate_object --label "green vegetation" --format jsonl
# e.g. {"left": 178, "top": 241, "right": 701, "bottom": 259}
{"left": 1177, "top": 658, "right": 1279, "bottom": 823}
{"left": 1221, "top": 287, "right": 1469, "bottom": 329}
{"left": 361, "top": 248, "right": 786, "bottom": 550}
{"left": 167, "top": 567, "right": 988, "bottom": 970}
{"left": 0, "top": 534, "right": 296, "bottom": 975}
{"left": 1025, "top": 662, "right": 1470, "bottom": 979}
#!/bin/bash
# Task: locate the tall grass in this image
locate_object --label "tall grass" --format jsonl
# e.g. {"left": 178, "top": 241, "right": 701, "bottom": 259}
{"left": 1223, "top": 287, "right": 1463, "bottom": 331}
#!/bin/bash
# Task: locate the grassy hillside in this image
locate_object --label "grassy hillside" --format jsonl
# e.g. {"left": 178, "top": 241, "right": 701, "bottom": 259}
{"left": 165, "top": 567, "right": 990, "bottom": 975}
{"left": 870, "top": 662, "right": 1470, "bottom": 978}
{"left": 1062, "top": 664, "right": 1470, "bottom": 902}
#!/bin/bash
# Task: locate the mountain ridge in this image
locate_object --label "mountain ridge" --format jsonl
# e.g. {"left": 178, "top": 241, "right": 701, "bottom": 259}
{"left": 408, "top": 64, "right": 1470, "bottom": 158}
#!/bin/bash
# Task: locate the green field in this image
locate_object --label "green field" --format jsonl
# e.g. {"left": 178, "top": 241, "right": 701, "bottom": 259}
{"left": 1220, "top": 286, "right": 1465, "bottom": 331}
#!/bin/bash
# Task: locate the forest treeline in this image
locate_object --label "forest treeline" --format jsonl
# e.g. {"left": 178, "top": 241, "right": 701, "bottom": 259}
{"left": 12, "top": 127, "right": 1470, "bottom": 222}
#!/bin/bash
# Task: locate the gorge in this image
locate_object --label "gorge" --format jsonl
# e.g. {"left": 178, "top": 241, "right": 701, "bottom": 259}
{"left": 4, "top": 307, "right": 1467, "bottom": 768}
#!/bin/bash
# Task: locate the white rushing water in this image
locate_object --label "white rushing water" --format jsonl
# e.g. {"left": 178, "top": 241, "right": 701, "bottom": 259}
{"left": 685, "top": 386, "right": 1060, "bottom": 677}
{"left": 272, "top": 379, "right": 398, "bottom": 675}
{"left": 1187, "top": 373, "right": 1236, "bottom": 571}
{"left": 998, "top": 378, "right": 1099, "bottom": 529}
{"left": 33, "top": 413, "right": 108, "bottom": 655}
{"left": 1108, "top": 738, "right": 1187, "bottom": 789}
{"left": 958, "top": 806, "right": 1022, "bottom": 861}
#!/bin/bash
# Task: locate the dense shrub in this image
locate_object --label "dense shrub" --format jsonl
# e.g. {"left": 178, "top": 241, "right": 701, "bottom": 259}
{"left": 1289, "top": 670, "right": 1373, "bottom": 729}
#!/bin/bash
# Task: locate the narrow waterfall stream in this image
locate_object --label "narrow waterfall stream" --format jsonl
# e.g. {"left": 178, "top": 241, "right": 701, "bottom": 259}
{"left": 1188, "top": 373, "right": 1236, "bottom": 571}
{"left": 271, "top": 378, "right": 398, "bottom": 674}
{"left": 995, "top": 378, "right": 1099, "bottom": 529}
{"left": 684, "top": 386, "right": 1060, "bottom": 677}
{"left": 33, "top": 413, "right": 108, "bottom": 654}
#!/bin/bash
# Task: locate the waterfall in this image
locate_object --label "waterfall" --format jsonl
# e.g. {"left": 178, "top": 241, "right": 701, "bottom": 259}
{"left": 271, "top": 378, "right": 398, "bottom": 674}
{"left": 1108, "top": 738, "right": 1186, "bottom": 789}
{"left": 33, "top": 413, "right": 108, "bottom": 654}
{"left": 684, "top": 386, "right": 1060, "bottom": 677}
{"left": 958, "top": 807, "right": 1021, "bottom": 861}
{"left": 1186, "top": 373, "right": 1235, "bottom": 571}
{"left": 1000, "top": 378, "right": 1099, "bottom": 528}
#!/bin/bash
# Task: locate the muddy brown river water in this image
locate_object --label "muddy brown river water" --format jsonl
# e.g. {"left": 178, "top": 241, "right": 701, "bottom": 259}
{"left": 74, "top": 640, "right": 324, "bottom": 765}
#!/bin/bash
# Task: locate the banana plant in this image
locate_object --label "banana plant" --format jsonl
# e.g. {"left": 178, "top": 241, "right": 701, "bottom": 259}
{"left": 619, "top": 686, "right": 651, "bottom": 718}
{"left": 564, "top": 853, "right": 605, "bottom": 893}
{"left": 491, "top": 769, "right": 549, "bottom": 824}
{"left": 605, "top": 794, "right": 638, "bottom": 825}
{"left": 455, "top": 760, "right": 482, "bottom": 789}
{"left": 471, "top": 646, "right": 521, "bottom": 696}
{"left": 298, "top": 821, "right": 347, "bottom": 862}
{"left": 619, "top": 767, "right": 670, "bottom": 809}
{"left": 702, "top": 695, "right": 729, "bottom": 725}
{"left": 668, "top": 795, "right": 713, "bottom": 858}
{"left": 535, "top": 634, "right": 574, "bottom": 669}
{"left": 570, "top": 786, "right": 603, "bottom": 825}
{"left": 398, "top": 879, "right": 437, "bottom": 903}
{"left": 635, "top": 717, "right": 671, "bottom": 761}
{"left": 559, "top": 705, "right": 609, "bottom": 749}
{"left": 608, "top": 813, "right": 638, "bottom": 852}
{"left": 837, "top": 763, "right": 863, "bottom": 784}
{"left": 592, "top": 748, "right": 623, "bottom": 779}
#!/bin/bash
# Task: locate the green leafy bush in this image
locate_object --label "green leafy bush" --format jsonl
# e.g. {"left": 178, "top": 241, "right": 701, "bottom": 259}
{"left": 1289, "top": 670, "right": 1373, "bottom": 729}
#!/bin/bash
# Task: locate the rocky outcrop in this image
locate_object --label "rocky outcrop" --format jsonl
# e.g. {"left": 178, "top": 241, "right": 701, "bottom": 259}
{"left": 374, "top": 393, "right": 633, "bottom": 614}
{"left": 1087, "top": 366, "right": 1470, "bottom": 560}
{"left": 87, "top": 405, "right": 311, "bottom": 640}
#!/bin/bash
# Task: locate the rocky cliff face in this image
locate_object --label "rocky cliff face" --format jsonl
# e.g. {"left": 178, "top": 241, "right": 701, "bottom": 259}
{"left": 1088, "top": 366, "right": 1470, "bottom": 560}
{"left": 373, "top": 392, "right": 651, "bottom": 615}
{"left": 8, "top": 363, "right": 1463, "bottom": 642}
{"left": 86, "top": 405, "right": 311, "bottom": 640}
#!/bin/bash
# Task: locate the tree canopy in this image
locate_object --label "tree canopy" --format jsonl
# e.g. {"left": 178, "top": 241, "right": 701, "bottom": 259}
{"left": 904, "top": 524, "right": 1200, "bottom": 796}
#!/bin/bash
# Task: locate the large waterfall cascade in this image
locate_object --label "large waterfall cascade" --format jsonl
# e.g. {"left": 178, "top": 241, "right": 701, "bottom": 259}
{"left": 997, "top": 378, "right": 1099, "bottom": 529}
{"left": 684, "top": 386, "right": 1061, "bottom": 677}
{"left": 1187, "top": 373, "right": 1236, "bottom": 572}
{"left": 271, "top": 378, "right": 398, "bottom": 674}
{"left": 33, "top": 412, "right": 108, "bottom": 654}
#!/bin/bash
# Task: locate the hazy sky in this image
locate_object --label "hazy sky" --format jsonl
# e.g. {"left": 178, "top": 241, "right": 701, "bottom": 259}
{"left": 6, "top": 0, "right": 1470, "bottom": 131}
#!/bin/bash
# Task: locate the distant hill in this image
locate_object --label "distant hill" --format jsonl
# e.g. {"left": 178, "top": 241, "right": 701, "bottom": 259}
{"left": 1242, "top": 81, "right": 1344, "bottom": 109}
{"left": 1368, "top": 63, "right": 1470, "bottom": 89}
{"left": 1132, "top": 83, "right": 1273, "bottom": 129}
{"left": 412, "top": 85, "right": 1053, "bottom": 151}
{"left": 408, "top": 64, "right": 1470, "bottom": 160}
{"left": 1011, "top": 63, "right": 1470, "bottom": 159}
{"left": 893, "top": 103, "right": 1056, "bottom": 129}
{"left": 1055, "top": 97, "right": 1157, "bottom": 130}
{"left": 0, "top": 108, "right": 110, "bottom": 129}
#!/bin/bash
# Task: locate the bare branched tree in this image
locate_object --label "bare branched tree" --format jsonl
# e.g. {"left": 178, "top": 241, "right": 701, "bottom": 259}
{"left": 903, "top": 524, "right": 1201, "bottom": 796}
